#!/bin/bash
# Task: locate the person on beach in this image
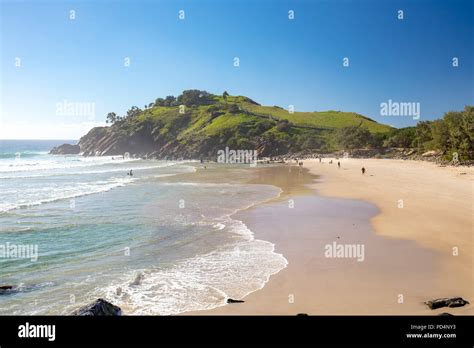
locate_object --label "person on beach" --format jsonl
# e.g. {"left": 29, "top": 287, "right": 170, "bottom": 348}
{"left": 338, "top": 161, "right": 340, "bottom": 168}
{"left": 361, "top": 167, "right": 365, "bottom": 175}
{"left": 319, "top": 157, "right": 322, "bottom": 163}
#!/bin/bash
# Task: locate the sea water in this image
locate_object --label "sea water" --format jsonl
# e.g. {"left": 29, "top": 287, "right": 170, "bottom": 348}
{"left": 0, "top": 140, "right": 287, "bottom": 315}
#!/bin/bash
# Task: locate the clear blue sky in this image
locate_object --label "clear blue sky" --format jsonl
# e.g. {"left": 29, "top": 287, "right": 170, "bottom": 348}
{"left": 1, "top": 0, "right": 473, "bottom": 139}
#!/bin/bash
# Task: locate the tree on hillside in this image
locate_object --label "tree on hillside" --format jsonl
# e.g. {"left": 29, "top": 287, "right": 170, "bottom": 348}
{"left": 430, "top": 119, "right": 449, "bottom": 151}
{"left": 404, "top": 106, "right": 473, "bottom": 160}
{"left": 337, "top": 125, "right": 372, "bottom": 150}
{"left": 437, "top": 107, "right": 473, "bottom": 160}
{"left": 163, "top": 96, "right": 177, "bottom": 107}
{"left": 444, "top": 110, "right": 467, "bottom": 155}
{"left": 383, "top": 127, "right": 416, "bottom": 148}
{"left": 414, "top": 121, "right": 433, "bottom": 150}
{"left": 462, "top": 105, "right": 474, "bottom": 155}
{"left": 155, "top": 98, "right": 165, "bottom": 107}
{"left": 126, "top": 106, "right": 142, "bottom": 119}
{"left": 177, "top": 90, "right": 213, "bottom": 106}
{"left": 106, "top": 112, "right": 117, "bottom": 124}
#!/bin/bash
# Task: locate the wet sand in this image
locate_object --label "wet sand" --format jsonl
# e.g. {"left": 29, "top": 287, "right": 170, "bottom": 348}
{"left": 184, "top": 160, "right": 473, "bottom": 315}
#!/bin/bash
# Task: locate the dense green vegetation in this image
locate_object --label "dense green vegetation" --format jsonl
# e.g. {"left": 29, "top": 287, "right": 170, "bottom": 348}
{"left": 382, "top": 106, "right": 473, "bottom": 161}
{"left": 94, "top": 90, "right": 472, "bottom": 160}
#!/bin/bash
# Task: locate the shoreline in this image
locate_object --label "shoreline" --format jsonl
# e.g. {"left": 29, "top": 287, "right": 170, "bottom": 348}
{"left": 185, "top": 159, "right": 473, "bottom": 315}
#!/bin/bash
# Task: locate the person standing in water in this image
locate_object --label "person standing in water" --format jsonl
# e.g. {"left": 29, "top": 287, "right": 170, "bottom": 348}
{"left": 128, "top": 169, "right": 133, "bottom": 176}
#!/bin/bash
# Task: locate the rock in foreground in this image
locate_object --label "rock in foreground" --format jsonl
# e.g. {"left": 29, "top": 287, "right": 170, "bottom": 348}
{"left": 227, "top": 298, "right": 244, "bottom": 304}
{"left": 425, "top": 297, "right": 469, "bottom": 310}
{"left": 0, "top": 285, "right": 14, "bottom": 295}
{"left": 72, "top": 298, "right": 122, "bottom": 316}
{"left": 50, "top": 143, "right": 81, "bottom": 155}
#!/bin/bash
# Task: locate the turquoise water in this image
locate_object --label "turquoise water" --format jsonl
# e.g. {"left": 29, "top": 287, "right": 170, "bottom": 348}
{"left": 0, "top": 140, "right": 287, "bottom": 315}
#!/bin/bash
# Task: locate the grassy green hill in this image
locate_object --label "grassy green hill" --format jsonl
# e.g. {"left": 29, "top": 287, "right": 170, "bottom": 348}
{"left": 241, "top": 104, "right": 390, "bottom": 133}
{"left": 78, "top": 90, "right": 394, "bottom": 158}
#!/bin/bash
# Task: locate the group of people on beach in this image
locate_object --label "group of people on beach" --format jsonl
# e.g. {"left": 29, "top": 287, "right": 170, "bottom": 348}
{"left": 317, "top": 156, "right": 366, "bottom": 175}
{"left": 125, "top": 157, "right": 366, "bottom": 177}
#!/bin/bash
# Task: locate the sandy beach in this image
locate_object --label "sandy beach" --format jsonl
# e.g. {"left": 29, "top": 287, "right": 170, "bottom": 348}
{"left": 187, "top": 159, "right": 473, "bottom": 315}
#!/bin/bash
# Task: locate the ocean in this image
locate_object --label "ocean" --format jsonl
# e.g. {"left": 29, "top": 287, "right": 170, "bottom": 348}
{"left": 0, "top": 140, "right": 287, "bottom": 315}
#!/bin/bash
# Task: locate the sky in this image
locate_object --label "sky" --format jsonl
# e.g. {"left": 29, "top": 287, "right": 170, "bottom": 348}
{"left": 1, "top": 0, "right": 473, "bottom": 140}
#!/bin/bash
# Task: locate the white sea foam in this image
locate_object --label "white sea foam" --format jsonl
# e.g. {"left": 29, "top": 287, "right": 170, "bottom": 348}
{"left": 213, "top": 223, "right": 226, "bottom": 230}
{"left": 99, "top": 217, "right": 288, "bottom": 315}
{"left": 0, "top": 156, "right": 139, "bottom": 173}
{"left": 0, "top": 177, "right": 135, "bottom": 213}
{"left": 0, "top": 162, "right": 182, "bottom": 179}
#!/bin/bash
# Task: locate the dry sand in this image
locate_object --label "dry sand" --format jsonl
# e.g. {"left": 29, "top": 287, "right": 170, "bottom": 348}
{"left": 186, "top": 159, "right": 473, "bottom": 315}
{"left": 306, "top": 157, "right": 473, "bottom": 313}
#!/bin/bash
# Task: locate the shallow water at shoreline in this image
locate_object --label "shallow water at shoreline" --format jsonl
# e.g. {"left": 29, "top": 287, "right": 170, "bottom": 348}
{"left": 0, "top": 144, "right": 292, "bottom": 315}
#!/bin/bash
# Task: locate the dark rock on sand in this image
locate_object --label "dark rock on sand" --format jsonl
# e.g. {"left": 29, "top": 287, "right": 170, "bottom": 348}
{"left": 0, "top": 285, "right": 14, "bottom": 294}
{"left": 438, "top": 313, "right": 454, "bottom": 316}
{"left": 72, "top": 298, "right": 122, "bottom": 316}
{"left": 425, "top": 297, "right": 469, "bottom": 310}
{"left": 227, "top": 298, "right": 245, "bottom": 304}
{"left": 0, "top": 283, "right": 56, "bottom": 295}
{"left": 49, "top": 143, "right": 81, "bottom": 155}
{"left": 296, "top": 313, "right": 309, "bottom": 316}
